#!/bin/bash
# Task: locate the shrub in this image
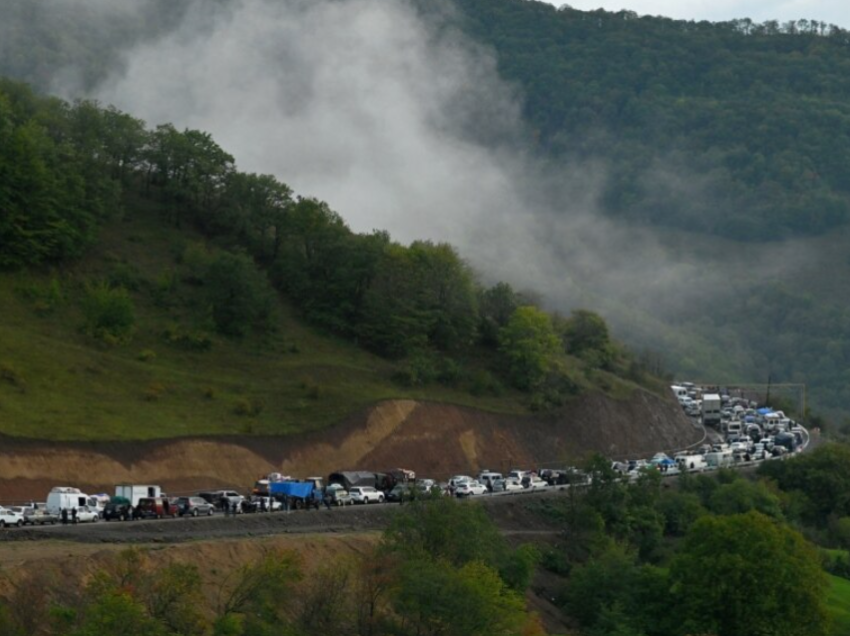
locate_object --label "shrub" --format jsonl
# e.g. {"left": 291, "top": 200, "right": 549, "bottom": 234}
{"left": 162, "top": 325, "right": 213, "bottom": 351}
{"left": 137, "top": 349, "right": 156, "bottom": 362}
{"left": 81, "top": 281, "right": 135, "bottom": 343}
{"left": 0, "top": 364, "right": 26, "bottom": 392}
{"left": 15, "top": 278, "right": 64, "bottom": 315}
{"left": 143, "top": 382, "right": 166, "bottom": 401}
{"left": 469, "top": 370, "right": 504, "bottom": 397}
{"left": 107, "top": 263, "right": 143, "bottom": 291}
{"left": 299, "top": 377, "right": 322, "bottom": 399}
{"left": 233, "top": 398, "right": 263, "bottom": 417}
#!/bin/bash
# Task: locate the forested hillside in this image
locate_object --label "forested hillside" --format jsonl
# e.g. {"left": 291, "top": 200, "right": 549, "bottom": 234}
{"left": 0, "top": 79, "right": 659, "bottom": 438}
{"left": 2, "top": 0, "right": 850, "bottom": 421}
{"left": 447, "top": 0, "right": 850, "bottom": 238}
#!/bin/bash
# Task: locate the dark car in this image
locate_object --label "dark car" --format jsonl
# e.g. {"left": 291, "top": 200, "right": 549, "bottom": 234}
{"left": 176, "top": 496, "right": 215, "bottom": 517}
{"left": 103, "top": 497, "right": 133, "bottom": 521}
{"left": 385, "top": 484, "right": 415, "bottom": 503}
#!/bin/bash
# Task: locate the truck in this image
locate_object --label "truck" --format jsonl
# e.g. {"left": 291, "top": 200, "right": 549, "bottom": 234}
{"left": 676, "top": 454, "right": 707, "bottom": 472}
{"left": 269, "top": 481, "right": 321, "bottom": 509}
{"left": 705, "top": 449, "right": 734, "bottom": 468}
{"left": 46, "top": 487, "right": 91, "bottom": 515}
{"left": 115, "top": 484, "right": 162, "bottom": 507}
{"left": 702, "top": 394, "right": 722, "bottom": 427}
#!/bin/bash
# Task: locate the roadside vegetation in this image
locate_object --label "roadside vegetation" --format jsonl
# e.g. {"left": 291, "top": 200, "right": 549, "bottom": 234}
{"left": 4, "top": 446, "right": 850, "bottom": 635}
{"left": 529, "top": 443, "right": 850, "bottom": 636}
{"left": 0, "top": 497, "right": 545, "bottom": 636}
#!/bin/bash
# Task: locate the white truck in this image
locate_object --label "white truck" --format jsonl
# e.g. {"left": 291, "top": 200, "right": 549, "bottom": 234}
{"left": 115, "top": 484, "right": 162, "bottom": 507}
{"left": 676, "top": 454, "right": 707, "bottom": 472}
{"left": 702, "top": 394, "right": 722, "bottom": 427}
{"left": 46, "top": 487, "right": 91, "bottom": 515}
{"left": 705, "top": 449, "right": 734, "bottom": 468}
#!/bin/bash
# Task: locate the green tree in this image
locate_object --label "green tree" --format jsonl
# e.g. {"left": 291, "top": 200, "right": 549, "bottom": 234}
{"left": 708, "top": 478, "right": 784, "bottom": 520}
{"left": 498, "top": 305, "right": 561, "bottom": 390}
{"left": 216, "top": 550, "right": 303, "bottom": 636}
{"left": 560, "top": 309, "right": 615, "bottom": 369}
{"left": 671, "top": 511, "right": 829, "bottom": 636}
{"left": 81, "top": 281, "right": 135, "bottom": 343}
{"left": 205, "top": 251, "right": 274, "bottom": 337}
{"left": 391, "top": 559, "right": 529, "bottom": 636}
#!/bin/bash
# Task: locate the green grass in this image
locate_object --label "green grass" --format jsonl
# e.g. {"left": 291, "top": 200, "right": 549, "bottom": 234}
{"left": 827, "top": 574, "right": 850, "bottom": 636}
{"left": 0, "top": 202, "right": 533, "bottom": 441}
{"left": 0, "top": 195, "right": 653, "bottom": 441}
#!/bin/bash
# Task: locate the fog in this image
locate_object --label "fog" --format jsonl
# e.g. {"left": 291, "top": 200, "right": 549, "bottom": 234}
{"left": 48, "top": 0, "right": 807, "bottom": 349}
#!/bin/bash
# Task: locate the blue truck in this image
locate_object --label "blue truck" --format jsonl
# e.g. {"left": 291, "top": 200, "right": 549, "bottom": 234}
{"left": 269, "top": 479, "right": 323, "bottom": 509}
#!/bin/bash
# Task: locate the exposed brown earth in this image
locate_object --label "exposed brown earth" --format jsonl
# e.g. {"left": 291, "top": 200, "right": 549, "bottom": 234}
{"left": 0, "top": 390, "right": 699, "bottom": 503}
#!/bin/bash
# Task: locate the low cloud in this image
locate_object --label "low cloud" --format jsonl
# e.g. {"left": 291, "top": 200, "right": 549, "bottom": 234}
{"left": 52, "top": 0, "right": 808, "bottom": 350}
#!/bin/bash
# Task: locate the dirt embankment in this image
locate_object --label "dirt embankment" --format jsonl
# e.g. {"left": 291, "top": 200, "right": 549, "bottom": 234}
{"left": 0, "top": 389, "right": 699, "bottom": 502}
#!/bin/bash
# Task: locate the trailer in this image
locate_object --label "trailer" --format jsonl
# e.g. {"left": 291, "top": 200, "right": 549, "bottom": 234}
{"left": 115, "top": 484, "right": 162, "bottom": 507}
{"left": 702, "top": 394, "right": 722, "bottom": 427}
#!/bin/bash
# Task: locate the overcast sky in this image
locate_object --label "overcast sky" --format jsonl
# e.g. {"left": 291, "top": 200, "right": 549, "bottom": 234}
{"left": 548, "top": 1, "right": 850, "bottom": 28}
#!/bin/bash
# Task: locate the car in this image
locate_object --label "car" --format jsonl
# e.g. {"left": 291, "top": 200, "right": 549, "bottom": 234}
{"left": 103, "top": 497, "right": 134, "bottom": 521}
{"left": 176, "top": 496, "right": 215, "bottom": 517}
{"left": 455, "top": 481, "right": 488, "bottom": 497}
{"left": 349, "top": 486, "right": 384, "bottom": 504}
{"left": 136, "top": 497, "right": 178, "bottom": 519}
{"left": 507, "top": 469, "right": 530, "bottom": 482}
{"left": 448, "top": 475, "right": 473, "bottom": 488}
{"left": 17, "top": 506, "right": 57, "bottom": 525}
{"left": 210, "top": 490, "right": 245, "bottom": 512}
{"left": 73, "top": 506, "right": 100, "bottom": 523}
{"left": 522, "top": 476, "right": 548, "bottom": 490}
{"left": 386, "top": 484, "right": 416, "bottom": 503}
{"left": 0, "top": 506, "right": 25, "bottom": 528}
{"left": 324, "top": 484, "right": 353, "bottom": 506}
{"left": 492, "top": 478, "right": 524, "bottom": 493}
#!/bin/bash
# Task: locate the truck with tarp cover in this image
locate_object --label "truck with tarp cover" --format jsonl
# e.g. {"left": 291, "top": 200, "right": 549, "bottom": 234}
{"left": 269, "top": 479, "right": 322, "bottom": 509}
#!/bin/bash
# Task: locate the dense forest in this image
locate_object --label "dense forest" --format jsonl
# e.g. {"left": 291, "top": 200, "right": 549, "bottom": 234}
{"left": 446, "top": 0, "right": 850, "bottom": 238}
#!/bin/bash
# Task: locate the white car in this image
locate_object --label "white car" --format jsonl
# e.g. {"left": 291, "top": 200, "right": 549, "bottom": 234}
{"left": 455, "top": 481, "right": 488, "bottom": 497}
{"left": 73, "top": 506, "right": 100, "bottom": 523}
{"left": 0, "top": 506, "right": 24, "bottom": 528}
{"left": 448, "top": 475, "right": 473, "bottom": 488}
{"left": 492, "top": 478, "right": 524, "bottom": 493}
{"left": 523, "top": 476, "right": 549, "bottom": 490}
{"left": 349, "top": 487, "right": 384, "bottom": 504}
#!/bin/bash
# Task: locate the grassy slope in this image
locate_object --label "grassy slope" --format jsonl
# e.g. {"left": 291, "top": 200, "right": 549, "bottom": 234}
{"left": 828, "top": 574, "right": 850, "bottom": 636}
{"left": 0, "top": 199, "right": 536, "bottom": 441}
{"left": 0, "top": 195, "right": 656, "bottom": 442}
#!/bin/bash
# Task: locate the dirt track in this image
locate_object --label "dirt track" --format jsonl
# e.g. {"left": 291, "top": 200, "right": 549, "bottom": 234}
{"left": 0, "top": 391, "right": 699, "bottom": 503}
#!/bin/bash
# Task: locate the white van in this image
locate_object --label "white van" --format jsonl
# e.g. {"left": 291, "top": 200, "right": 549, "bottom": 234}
{"left": 726, "top": 421, "right": 743, "bottom": 437}
{"left": 477, "top": 471, "right": 503, "bottom": 489}
{"left": 671, "top": 385, "right": 688, "bottom": 399}
{"left": 46, "top": 487, "right": 90, "bottom": 514}
{"left": 705, "top": 450, "right": 734, "bottom": 468}
{"left": 676, "top": 455, "right": 707, "bottom": 472}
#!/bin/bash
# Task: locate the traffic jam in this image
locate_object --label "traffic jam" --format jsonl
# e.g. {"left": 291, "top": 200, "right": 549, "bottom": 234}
{"left": 0, "top": 383, "right": 808, "bottom": 529}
